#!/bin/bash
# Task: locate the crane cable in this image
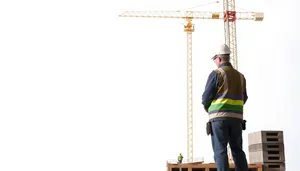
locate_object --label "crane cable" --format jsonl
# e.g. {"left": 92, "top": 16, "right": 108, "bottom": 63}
{"left": 235, "top": 6, "right": 251, "bottom": 12}
{"left": 177, "top": 1, "right": 220, "bottom": 11}
{"left": 176, "top": 1, "right": 251, "bottom": 13}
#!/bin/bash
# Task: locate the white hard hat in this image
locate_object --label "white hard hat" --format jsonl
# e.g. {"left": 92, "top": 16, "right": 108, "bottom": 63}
{"left": 212, "top": 44, "right": 231, "bottom": 59}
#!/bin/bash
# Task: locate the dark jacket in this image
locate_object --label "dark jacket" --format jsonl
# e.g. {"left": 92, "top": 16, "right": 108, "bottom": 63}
{"left": 202, "top": 62, "right": 248, "bottom": 120}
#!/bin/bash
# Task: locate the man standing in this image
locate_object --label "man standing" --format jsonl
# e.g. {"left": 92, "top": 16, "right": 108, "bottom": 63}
{"left": 202, "top": 44, "right": 248, "bottom": 171}
{"left": 178, "top": 153, "right": 183, "bottom": 164}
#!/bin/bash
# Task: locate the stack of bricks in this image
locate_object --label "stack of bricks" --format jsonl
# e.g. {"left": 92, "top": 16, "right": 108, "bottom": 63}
{"left": 248, "top": 130, "right": 285, "bottom": 171}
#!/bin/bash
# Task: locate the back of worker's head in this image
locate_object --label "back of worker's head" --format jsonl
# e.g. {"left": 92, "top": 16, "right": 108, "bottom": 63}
{"left": 212, "top": 44, "right": 231, "bottom": 67}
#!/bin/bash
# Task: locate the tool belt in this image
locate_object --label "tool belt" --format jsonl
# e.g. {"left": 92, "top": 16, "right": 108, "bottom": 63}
{"left": 206, "top": 120, "right": 247, "bottom": 136}
{"left": 206, "top": 121, "right": 213, "bottom": 136}
{"left": 242, "top": 120, "right": 246, "bottom": 130}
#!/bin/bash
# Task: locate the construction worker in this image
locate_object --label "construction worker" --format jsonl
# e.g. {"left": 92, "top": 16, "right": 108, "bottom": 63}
{"left": 202, "top": 44, "right": 248, "bottom": 171}
{"left": 178, "top": 153, "right": 183, "bottom": 164}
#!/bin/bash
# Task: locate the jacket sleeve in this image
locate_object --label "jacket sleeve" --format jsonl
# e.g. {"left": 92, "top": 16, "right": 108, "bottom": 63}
{"left": 202, "top": 71, "right": 218, "bottom": 110}
{"left": 243, "top": 76, "right": 248, "bottom": 104}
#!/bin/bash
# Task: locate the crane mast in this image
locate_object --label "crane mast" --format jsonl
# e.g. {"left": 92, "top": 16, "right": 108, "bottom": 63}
{"left": 224, "top": 0, "right": 238, "bottom": 69}
{"left": 184, "top": 17, "right": 194, "bottom": 162}
{"left": 119, "top": 8, "right": 263, "bottom": 163}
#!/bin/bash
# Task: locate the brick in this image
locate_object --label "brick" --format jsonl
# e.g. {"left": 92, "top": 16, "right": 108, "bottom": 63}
{"left": 248, "top": 143, "right": 285, "bottom": 152}
{"left": 249, "top": 150, "right": 285, "bottom": 163}
{"left": 263, "top": 163, "right": 285, "bottom": 171}
{"left": 248, "top": 131, "right": 284, "bottom": 146}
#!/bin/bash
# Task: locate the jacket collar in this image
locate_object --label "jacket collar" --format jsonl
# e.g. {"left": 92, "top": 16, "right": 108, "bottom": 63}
{"left": 219, "top": 62, "right": 232, "bottom": 68}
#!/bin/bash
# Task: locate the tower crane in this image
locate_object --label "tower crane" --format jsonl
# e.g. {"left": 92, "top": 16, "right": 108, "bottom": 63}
{"left": 119, "top": 5, "right": 264, "bottom": 163}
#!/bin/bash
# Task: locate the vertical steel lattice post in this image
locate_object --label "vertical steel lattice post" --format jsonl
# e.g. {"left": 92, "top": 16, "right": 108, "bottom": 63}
{"left": 184, "top": 16, "right": 194, "bottom": 161}
{"left": 186, "top": 32, "right": 193, "bottom": 162}
{"left": 224, "top": 0, "right": 238, "bottom": 70}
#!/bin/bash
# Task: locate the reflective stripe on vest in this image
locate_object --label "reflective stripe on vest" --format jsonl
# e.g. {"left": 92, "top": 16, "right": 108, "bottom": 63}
{"left": 208, "top": 67, "right": 244, "bottom": 119}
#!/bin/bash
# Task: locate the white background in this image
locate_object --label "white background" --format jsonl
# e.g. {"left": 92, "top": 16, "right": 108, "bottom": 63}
{"left": 0, "top": 0, "right": 299, "bottom": 170}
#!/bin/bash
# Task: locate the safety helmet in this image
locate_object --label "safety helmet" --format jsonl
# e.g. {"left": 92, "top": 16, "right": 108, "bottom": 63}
{"left": 212, "top": 44, "right": 231, "bottom": 59}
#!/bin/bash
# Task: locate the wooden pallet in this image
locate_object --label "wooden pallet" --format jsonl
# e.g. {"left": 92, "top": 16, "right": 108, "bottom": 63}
{"left": 167, "top": 163, "right": 263, "bottom": 171}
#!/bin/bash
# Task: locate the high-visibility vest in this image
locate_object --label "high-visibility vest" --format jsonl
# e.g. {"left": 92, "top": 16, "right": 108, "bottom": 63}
{"left": 208, "top": 65, "right": 245, "bottom": 120}
{"left": 178, "top": 154, "right": 183, "bottom": 160}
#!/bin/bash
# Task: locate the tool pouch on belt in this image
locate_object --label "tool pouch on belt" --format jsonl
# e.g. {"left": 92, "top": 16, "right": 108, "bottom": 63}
{"left": 206, "top": 121, "right": 212, "bottom": 135}
{"left": 242, "top": 120, "right": 247, "bottom": 130}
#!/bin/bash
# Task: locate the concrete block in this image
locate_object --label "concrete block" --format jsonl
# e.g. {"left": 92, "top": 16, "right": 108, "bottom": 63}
{"left": 263, "top": 163, "right": 285, "bottom": 171}
{"left": 248, "top": 143, "right": 285, "bottom": 153}
{"left": 249, "top": 150, "right": 285, "bottom": 163}
{"left": 248, "top": 130, "right": 284, "bottom": 146}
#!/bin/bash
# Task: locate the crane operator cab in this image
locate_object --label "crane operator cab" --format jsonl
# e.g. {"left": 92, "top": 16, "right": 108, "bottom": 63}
{"left": 184, "top": 20, "right": 194, "bottom": 33}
